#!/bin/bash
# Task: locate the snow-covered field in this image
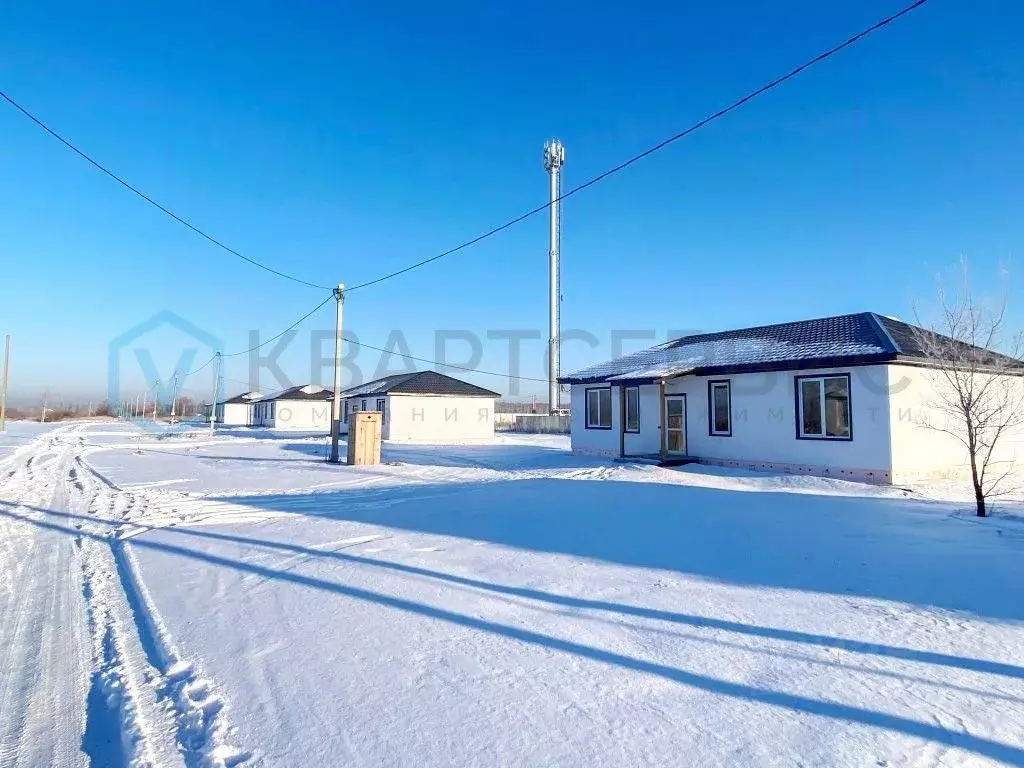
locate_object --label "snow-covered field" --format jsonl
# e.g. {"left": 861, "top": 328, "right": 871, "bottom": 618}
{"left": 2, "top": 421, "right": 1024, "bottom": 767}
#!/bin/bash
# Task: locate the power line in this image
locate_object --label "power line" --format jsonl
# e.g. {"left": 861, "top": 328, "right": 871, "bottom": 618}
{"left": 344, "top": 0, "right": 930, "bottom": 294}
{"left": 177, "top": 292, "right": 335, "bottom": 379}
{"left": 208, "top": 331, "right": 551, "bottom": 386}
{"left": 0, "top": 89, "right": 330, "bottom": 291}
{"left": 344, "top": 337, "right": 550, "bottom": 382}
{"left": 222, "top": 294, "right": 336, "bottom": 359}
{"left": 177, "top": 289, "right": 546, "bottom": 384}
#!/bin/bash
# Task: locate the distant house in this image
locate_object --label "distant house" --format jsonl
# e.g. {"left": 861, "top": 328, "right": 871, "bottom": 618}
{"left": 253, "top": 384, "right": 333, "bottom": 431}
{"left": 339, "top": 371, "right": 499, "bottom": 442}
{"left": 559, "top": 312, "right": 1024, "bottom": 484}
{"left": 216, "top": 391, "right": 261, "bottom": 426}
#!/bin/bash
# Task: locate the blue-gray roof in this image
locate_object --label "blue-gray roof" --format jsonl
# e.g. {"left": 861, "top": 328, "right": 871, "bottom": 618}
{"left": 340, "top": 370, "right": 500, "bottom": 399}
{"left": 559, "top": 312, "right": 1019, "bottom": 384}
{"left": 254, "top": 384, "right": 333, "bottom": 402}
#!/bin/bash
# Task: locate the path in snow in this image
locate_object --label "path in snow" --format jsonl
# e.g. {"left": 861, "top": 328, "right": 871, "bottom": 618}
{"left": 0, "top": 423, "right": 248, "bottom": 767}
{"left": 0, "top": 427, "right": 89, "bottom": 767}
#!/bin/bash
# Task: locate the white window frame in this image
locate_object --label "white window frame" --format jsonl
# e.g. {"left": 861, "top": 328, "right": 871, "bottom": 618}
{"left": 585, "top": 387, "right": 612, "bottom": 429}
{"left": 708, "top": 380, "right": 732, "bottom": 436}
{"left": 796, "top": 374, "right": 852, "bottom": 440}
{"left": 624, "top": 386, "right": 640, "bottom": 433}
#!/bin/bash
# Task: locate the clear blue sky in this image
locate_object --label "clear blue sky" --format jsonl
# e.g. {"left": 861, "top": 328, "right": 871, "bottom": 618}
{"left": 1, "top": 0, "right": 1022, "bottom": 403}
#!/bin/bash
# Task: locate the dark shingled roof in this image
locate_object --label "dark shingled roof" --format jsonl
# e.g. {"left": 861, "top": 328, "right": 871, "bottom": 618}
{"left": 256, "top": 384, "right": 333, "bottom": 402}
{"left": 560, "top": 312, "right": 1023, "bottom": 384}
{"left": 340, "top": 370, "right": 500, "bottom": 399}
{"left": 221, "top": 391, "right": 262, "bottom": 405}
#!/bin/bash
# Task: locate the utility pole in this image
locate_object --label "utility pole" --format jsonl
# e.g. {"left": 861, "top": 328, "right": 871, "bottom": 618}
{"left": 150, "top": 378, "right": 160, "bottom": 422}
{"left": 40, "top": 391, "right": 48, "bottom": 423}
{"left": 0, "top": 334, "right": 9, "bottom": 432}
{"left": 543, "top": 140, "right": 565, "bottom": 414}
{"left": 209, "top": 352, "right": 222, "bottom": 435}
{"left": 169, "top": 373, "right": 177, "bottom": 424}
{"left": 328, "top": 283, "right": 346, "bottom": 464}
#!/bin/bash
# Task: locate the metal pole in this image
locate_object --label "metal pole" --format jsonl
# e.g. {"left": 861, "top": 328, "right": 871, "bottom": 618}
{"left": 169, "top": 374, "right": 177, "bottom": 424}
{"left": 548, "top": 163, "right": 559, "bottom": 413}
{"left": 209, "top": 353, "right": 221, "bottom": 435}
{"left": 328, "top": 283, "right": 346, "bottom": 463}
{"left": 0, "top": 334, "right": 9, "bottom": 432}
{"left": 40, "top": 391, "right": 47, "bottom": 423}
{"left": 543, "top": 140, "right": 564, "bottom": 414}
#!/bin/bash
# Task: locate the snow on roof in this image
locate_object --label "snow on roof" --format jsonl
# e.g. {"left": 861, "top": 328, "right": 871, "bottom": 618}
{"left": 561, "top": 311, "right": 1024, "bottom": 384}
{"left": 222, "top": 391, "right": 262, "bottom": 404}
{"left": 607, "top": 363, "right": 697, "bottom": 382}
{"left": 561, "top": 312, "right": 896, "bottom": 384}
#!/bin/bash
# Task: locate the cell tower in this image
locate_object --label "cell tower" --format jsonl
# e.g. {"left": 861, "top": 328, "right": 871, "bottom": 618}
{"left": 543, "top": 139, "right": 565, "bottom": 414}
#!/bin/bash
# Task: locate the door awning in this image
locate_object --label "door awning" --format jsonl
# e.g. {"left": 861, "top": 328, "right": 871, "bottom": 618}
{"left": 607, "top": 364, "right": 695, "bottom": 384}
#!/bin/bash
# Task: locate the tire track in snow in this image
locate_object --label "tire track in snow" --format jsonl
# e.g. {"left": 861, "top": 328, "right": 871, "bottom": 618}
{"left": 79, "top": 533, "right": 184, "bottom": 767}
{"left": 0, "top": 427, "right": 90, "bottom": 767}
{"left": 74, "top": 458, "right": 252, "bottom": 767}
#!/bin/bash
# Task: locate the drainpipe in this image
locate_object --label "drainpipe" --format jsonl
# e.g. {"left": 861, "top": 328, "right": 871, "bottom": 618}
{"left": 659, "top": 379, "right": 667, "bottom": 461}
{"left": 618, "top": 385, "right": 626, "bottom": 459}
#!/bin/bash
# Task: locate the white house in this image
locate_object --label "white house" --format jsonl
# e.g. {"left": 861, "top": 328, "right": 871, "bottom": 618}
{"left": 252, "top": 384, "right": 333, "bottom": 431}
{"left": 215, "top": 391, "right": 261, "bottom": 426}
{"left": 339, "top": 371, "right": 499, "bottom": 442}
{"left": 560, "top": 312, "right": 1024, "bottom": 484}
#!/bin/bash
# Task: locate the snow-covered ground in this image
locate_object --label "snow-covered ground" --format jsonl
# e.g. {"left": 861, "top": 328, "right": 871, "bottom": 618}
{"left": 2, "top": 421, "right": 1024, "bottom": 766}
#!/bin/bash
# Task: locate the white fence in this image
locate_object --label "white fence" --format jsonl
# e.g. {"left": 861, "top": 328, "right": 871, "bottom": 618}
{"left": 495, "top": 413, "right": 571, "bottom": 434}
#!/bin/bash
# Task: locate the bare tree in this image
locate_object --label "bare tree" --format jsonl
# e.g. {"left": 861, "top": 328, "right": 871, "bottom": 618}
{"left": 912, "top": 263, "right": 1024, "bottom": 516}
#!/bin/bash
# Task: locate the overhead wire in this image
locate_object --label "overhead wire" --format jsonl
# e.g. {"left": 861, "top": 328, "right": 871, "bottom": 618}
{"left": 342, "top": 337, "right": 550, "bottom": 382}
{"left": 0, "top": 89, "right": 330, "bottom": 290}
{"left": 343, "top": 0, "right": 930, "bottom": 294}
{"left": 3, "top": 0, "right": 930, "bottom": 395}
{"left": 201, "top": 332, "right": 551, "bottom": 388}
{"left": 175, "top": 292, "right": 335, "bottom": 379}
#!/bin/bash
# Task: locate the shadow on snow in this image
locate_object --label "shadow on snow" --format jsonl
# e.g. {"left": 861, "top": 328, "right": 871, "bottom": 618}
{"left": 3, "top": 489, "right": 1024, "bottom": 764}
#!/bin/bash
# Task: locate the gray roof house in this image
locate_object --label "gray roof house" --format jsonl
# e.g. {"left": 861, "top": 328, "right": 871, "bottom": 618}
{"left": 215, "top": 390, "right": 262, "bottom": 426}
{"left": 559, "top": 312, "right": 1024, "bottom": 484}
{"left": 339, "top": 371, "right": 500, "bottom": 442}
{"left": 252, "top": 384, "right": 334, "bottom": 431}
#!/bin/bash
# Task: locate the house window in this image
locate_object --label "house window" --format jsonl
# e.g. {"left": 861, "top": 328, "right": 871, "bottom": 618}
{"left": 361, "top": 399, "right": 367, "bottom": 411}
{"left": 708, "top": 380, "right": 731, "bottom": 436}
{"left": 585, "top": 388, "right": 612, "bottom": 429}
{"left": 624, "top": 387, "right": 640, "bottom": 432}
{"left": 796, "top": 374, "right": 851, "bottom": 440}
{"left": 376, "top": 398, "right": 386, "bottom": 417}
{"left": 270, "top": 402, "right": 276, "bottom": 419}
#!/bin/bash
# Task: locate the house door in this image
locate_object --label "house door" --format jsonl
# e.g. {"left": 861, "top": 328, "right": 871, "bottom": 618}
{"left": 664, "top": 395, "right": 686, "bottom": 455}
